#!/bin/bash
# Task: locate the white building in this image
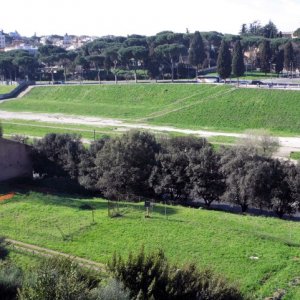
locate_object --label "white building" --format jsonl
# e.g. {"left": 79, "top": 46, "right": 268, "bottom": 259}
{"left": 0, "top": 31, "right": 5, "bottom": 49}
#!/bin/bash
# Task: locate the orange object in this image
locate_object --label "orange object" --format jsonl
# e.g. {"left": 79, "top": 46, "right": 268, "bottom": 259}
{"left": 0, "top": 193, "right": 15, "bottom": 201}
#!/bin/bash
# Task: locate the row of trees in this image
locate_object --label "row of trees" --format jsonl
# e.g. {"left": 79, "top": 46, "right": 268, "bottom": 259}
{"left": 31, "top": 131, "right": 300, "bottom": 218}
{"left": 216, "top": 39, "right": 296, "bottom": 80}
{"left": 0, "top": 28, "right": 298, "bottom": 83}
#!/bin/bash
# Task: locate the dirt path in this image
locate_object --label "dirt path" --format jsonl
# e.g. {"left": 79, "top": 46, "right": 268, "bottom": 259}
{"left": 6, "top": 238, "right": 106, "bottom": 271}
{"left": 1, "top": 110, "right": 300, "bottom": 159}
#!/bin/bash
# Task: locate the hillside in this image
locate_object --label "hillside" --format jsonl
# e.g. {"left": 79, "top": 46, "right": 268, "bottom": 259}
{"left": 1, "top": 191, "right": 300, "bottom": 299}
{"left": 1, "top": 84, "right": 300, "bottom": 135}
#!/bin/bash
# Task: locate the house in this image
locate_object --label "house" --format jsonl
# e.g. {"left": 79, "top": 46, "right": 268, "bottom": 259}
{"left": 0, "top": 138, "right": 32, "bottom": 182}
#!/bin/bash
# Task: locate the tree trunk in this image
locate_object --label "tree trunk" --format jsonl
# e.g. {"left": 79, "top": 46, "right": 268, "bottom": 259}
{"left": 97, "top": 69, "right": 101, "bottom": 84}
{"left": 134, "top": 69, "right": 137, "bottom": 83}
{"left": 171, "top": 59, "right": 174, "bottom": 82}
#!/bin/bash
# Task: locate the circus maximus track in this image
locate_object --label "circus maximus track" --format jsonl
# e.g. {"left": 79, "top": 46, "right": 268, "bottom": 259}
{"left": 0, "top": 110, "right": 299, "bottom": 160}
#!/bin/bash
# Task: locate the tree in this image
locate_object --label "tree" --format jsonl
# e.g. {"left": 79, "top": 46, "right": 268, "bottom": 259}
{"left": 217, "top": 40, "right": 232, "bottom": 80}
{"left": 284, "top": 41, "right": 294, "bottom": 72}
{"left": 88, "top": 55, "right": 105, "bottom": 83}
{"left": 118, "top": 46, "right": 148, "bottom": 82}
{"left": 268, "top": 160, "right": 297, "bottom": 218}
{"left": 239, "top": 24, "right": 248, "bottom": 35}
{"left": 155, "top": 43, "right": 187, "bottom": 82}
{"left": 188, "top": 31, "right": 206, "bottom": 78}
{"left": 220, "top": 147, "right": 268, "bottom": 213}
{"left": 95, "top": 131, "right": 159, "bottom": 198}
{"left": 149, "top": 136, "right": 207, "bottom": 202}
{"left": 259, "top": 40, "right": 272, "bottom": 73}
{"left": 262, "top": 21, "right": 278, "bottom": 38}
{"left": 293, "top": 28, "right": 300, "bottom": 38}
{"left": 78, "top": 137, "right": 109, "bottom": 191}
{"left": 104, "top": 47, "right": 120, "bottom": 83}
{"left": 275, "top": 48, "right": 284, "bottom": 75}
{"left": 32, "top": 133, "right": 85, "bottom": 180}
{"left": 232, "top": 40, "right": 245, "bottom": 82}
{"left": 187, "top": 144, "right": 225, "bottom": 208}
{"left": 237, "top": 129, "right": 279, "bottom": 157}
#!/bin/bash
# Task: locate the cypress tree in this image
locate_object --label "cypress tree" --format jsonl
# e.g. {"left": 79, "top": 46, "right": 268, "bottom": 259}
{"left": 259, "top": 40, "right": 272, "bottom": 74}
{"left": 232, "top": 40, "right": 245, "bottom": 82}
{"left": 188, "top": 31, "right": 206, "bottom": 78}
{"left": 284, "top": 42, "right": 294, "bottom": 71}
{"left": 275, "top": 49, "right": 284, "bottom": 75}
{"left": 217, "top": 40, "right": 232, "bottom": 80}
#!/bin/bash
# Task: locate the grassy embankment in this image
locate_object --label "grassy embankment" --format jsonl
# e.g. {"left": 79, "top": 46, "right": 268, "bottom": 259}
{"left": 0, "top": 85, "right": 17, "bottom": 94}
{"left": 1, "top": 84, "right": 300, "bottom": 136}
{"left": 1, "top": 191, "right": 300, "bottom": 299}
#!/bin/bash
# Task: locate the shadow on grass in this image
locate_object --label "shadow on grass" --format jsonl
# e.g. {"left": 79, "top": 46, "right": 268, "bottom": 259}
{"left": 0, "top": 180, "right": 179, "bottom": 217}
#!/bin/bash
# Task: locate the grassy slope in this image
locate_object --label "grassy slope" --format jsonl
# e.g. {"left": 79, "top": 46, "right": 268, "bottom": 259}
{"left": 0, "top": 85, "right": 17, "bottom": 94}
{"left": 1, "top": 192, "right": 300, "bottom": 298}
{"left": 1, "top": 84, "right": 300, "bottom": 134}
{"left": 1, "top": 120, "right": 122, "bottom": 140}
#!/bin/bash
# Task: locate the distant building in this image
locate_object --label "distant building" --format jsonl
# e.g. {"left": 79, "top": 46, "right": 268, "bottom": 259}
{"left": 0, "top": 138, "right": 32, "bottom": 182}
{"left": 9, "top": 30, "right": 21, "bottom": 39}
{"left": 63, "top": 33, "right": 72, "bottom": 46}
{"left": 0, "top": 31, "right": 5, "bottom": 49}
{"left": 5, "top": 44, "right": 38, "bottom": 55}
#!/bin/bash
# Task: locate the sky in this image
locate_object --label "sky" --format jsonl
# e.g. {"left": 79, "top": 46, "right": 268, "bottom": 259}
{"left": 1, "top": 0, "right": 300, "bottom": 37}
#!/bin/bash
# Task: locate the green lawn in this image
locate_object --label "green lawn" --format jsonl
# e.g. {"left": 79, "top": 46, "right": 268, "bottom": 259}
{"left": 1, "top": 191, "right": 300, "bottom": 299}
{"left": 0, "top": 85, "right": 17, "bottom": 94}
{"left": 290, "top": 151, "right": 300, "bottom": 160}
{"left": 1, "top": 84, "right": 300, "bottom": 135}
{"left": 1, "top": 119, "right": 122, "bottom": 140}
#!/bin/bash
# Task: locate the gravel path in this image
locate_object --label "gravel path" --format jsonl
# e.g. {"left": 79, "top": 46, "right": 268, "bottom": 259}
{"left": 1, "top": 110, "right": 300, "bottom": 160}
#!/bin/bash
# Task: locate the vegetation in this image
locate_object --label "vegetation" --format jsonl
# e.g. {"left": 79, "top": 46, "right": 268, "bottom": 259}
{"left": 109, "top": 247, "right": 243, "bottom": 299}
{"left": 29, "top": 132, "right": 300, "bottom": 218}
{"left": 0, "top": 85, "right": 16, "bottom": 94}
{"left": 217, "top": 40, "right": 231, "bottom": 80}
{"left": 1, "top": 191, "right": 300, "bottom": 298}
{"left": 2, "top": 84, "right": 300, "bottom": 135}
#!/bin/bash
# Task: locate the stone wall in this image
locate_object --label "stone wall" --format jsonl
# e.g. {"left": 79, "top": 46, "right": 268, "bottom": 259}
{"left": 0, "top": 138, "right": 32, "bottom": 182}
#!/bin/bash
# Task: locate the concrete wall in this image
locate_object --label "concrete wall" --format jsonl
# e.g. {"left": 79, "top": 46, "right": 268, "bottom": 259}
{"left": 0, "top": 138, "right": 32, "bottom": 182}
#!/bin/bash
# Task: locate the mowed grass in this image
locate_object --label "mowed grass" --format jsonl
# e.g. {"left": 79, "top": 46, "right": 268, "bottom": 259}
{"left": 1, "top": 191, "right": 300, "bottom": 298}
{"left": 0, "top": 84, "right": 215, "bottom": 119}
{"left": 1, "top": 84, "right": 300, "bottom": 134}
{"left": 0, "top": 85, "right": 17, "bottom": 94}
{"left": 1, "top": 120, "right": 123, "bottom": 140}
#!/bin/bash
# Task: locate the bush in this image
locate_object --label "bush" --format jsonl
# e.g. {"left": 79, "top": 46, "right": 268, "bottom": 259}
{"left": 18, "top": 257, "right": 97, "bottom": 300}
{"left": 108, "top": 247, "right": 243, "bottom": 300}
{"left": 89, "top": 279, "right": 130, "bottom": 300}
{"left": 0, "top": 237, "right": 9, "bottom": 260}
{"left": 0, "top": 262, "right": 23, "bottom": 300}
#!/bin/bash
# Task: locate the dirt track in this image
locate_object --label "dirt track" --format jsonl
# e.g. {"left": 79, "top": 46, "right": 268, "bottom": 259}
{"left": 0, "top": 110, "right": 300, "bottom": 160}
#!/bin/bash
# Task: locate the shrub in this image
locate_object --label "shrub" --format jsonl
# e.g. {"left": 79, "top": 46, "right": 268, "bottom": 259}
{"left": 108, "top": 247, "right": 243, "bottom": 300}
{"left": 18, "top": 257, "right": 96, "bottom": 300}
{"left": 89, "top": 279, "right": 130, "bottom": 300}
{"left": 0, "top": 262, "right": 23, "bottom": 300}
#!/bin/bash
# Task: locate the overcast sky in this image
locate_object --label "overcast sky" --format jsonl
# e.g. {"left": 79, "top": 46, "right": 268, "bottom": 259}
{"left": 1, "top": 0, "right": 299, "bottom": 37}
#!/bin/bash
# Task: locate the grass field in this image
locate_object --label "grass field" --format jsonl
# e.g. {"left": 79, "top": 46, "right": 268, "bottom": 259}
{"left": 1, "top": 119, "right": 238, "bottom": 148}
{"left": 1, "top": 84, "right": 300, "bottom": 135}
{"left": 290, "top": 151, "right": 300, "bottom": 160}
{"left": 1, "top": 190, "right": 300, "bottom": 299}
{"left": 0, "top": 85, "right": 17, "bottom": 94}
{"left": 1, "top": 119, "right": 123, "bottom": 140}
